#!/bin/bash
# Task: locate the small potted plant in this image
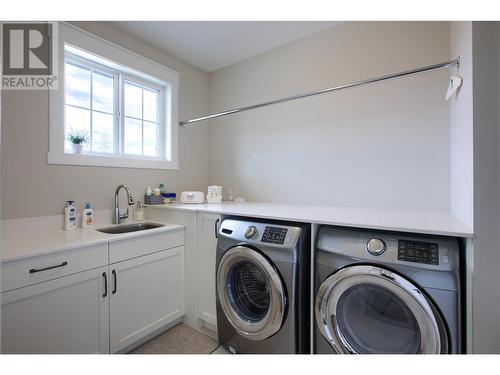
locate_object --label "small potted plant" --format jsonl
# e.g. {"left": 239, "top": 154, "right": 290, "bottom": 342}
{"left": 66, "top": 130, "right": 88, "bottom": 154}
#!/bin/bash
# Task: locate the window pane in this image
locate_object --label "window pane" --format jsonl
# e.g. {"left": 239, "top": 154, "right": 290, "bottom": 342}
{"left": 92, "top": 72, "right": 114, "bottom": 113}
{"left": 143, "top": 121, "right": 158, "bottom": 157}
{"left": 65, "top": 62, "right": 91, "bottom": 108}
{"left": 143, "top": 89, "right": 158, "bottom": 122}
{"left": 65, "top": 105, "right": 90, "bottom": 152}
{"left": 124, "top": 82, "right": 142, "bottom": 119}
{"left": 124, "top": 117, "right": 142, "bottom": 155}
{"left": 92, "top": 112, "right": 114, "bottom": 153}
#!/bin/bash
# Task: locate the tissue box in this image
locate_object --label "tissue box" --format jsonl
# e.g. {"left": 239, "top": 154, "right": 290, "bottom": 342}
{"left": 180, "top": 191, "right": 205, "bottom": 204}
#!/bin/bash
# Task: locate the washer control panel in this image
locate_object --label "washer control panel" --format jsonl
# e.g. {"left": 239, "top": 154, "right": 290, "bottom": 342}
{"left": 262, "top": 226, "right": 289, "bottom": 245}
{"left": 398, "top": 240, "right": 439, "bottom": 265}
{"left": 218, "top": 219, "right": 303, "bottom": 249}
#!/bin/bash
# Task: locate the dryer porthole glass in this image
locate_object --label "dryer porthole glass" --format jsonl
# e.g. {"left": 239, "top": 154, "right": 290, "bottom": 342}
{"left": 226, "top": 261, "right": 271, "bottom": 322}
{"left": 335, "top": 283, "right": 421, "bottom": 354}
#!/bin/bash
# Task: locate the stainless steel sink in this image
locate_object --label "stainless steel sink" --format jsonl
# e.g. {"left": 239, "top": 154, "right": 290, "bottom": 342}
{"left": 97, "top": 222, "right": 165, "bottom": 234}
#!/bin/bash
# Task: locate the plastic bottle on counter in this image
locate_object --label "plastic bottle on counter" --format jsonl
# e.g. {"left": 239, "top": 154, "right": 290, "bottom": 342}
{"left": 134, "top": 201, "right": 144, "bottom": 221}
{"left": 64, "top": 201, "right": 77, "bottom": 231}
{"left": 81, "top": 203, "right": 95, "bottom": 228}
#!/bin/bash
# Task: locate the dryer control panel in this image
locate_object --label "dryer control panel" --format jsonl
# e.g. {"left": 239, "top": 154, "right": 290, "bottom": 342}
{"left": 316, "top": 226, "right": 459, "bottom": 272}
{"left": 397, "top": 240, "right": 439, "bottom": 265}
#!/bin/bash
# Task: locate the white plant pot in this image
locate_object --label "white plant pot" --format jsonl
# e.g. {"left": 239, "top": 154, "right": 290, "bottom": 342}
{"left": 72, "top": 143, "right": 84, "bottom": 154}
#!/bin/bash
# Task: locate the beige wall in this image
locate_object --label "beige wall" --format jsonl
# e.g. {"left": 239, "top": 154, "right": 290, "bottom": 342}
{"left": 450, "top": 22, "right": 474, "bottom": 230}
{"left": 1, "top": 22, "right": 210, "bottom": 218}
{"left": 208, "top": 22, "right": 451, "bottom": 211}
{"left": 2, "top": 22, "right": 455, "bottom": 217}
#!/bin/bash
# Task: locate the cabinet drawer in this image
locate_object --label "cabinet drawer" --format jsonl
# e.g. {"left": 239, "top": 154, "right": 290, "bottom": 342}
{"left": 109, "top": 229, "right": 184, "bottom": 264}
{"left": 1, "top": 244, "right": 108, "bottom": 292}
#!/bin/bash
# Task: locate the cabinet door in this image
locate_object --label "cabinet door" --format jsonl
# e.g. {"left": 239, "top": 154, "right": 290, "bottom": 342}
{"left": 197, "top": 213, "right": 220, "bottom": 327}
{"left": 1, "top": 266, "right": 109, "bottom": 354}
{"left": 109, "top": 247, "right": 185, "bottom": 353}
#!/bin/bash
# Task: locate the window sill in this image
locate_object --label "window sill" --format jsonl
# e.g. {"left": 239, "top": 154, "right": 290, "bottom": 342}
{"left": 47, "top": 152, "right": 179, "bottom": 170}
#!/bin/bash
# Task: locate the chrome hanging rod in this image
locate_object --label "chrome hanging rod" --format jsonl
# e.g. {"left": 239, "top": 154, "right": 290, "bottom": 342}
{"left": 179, "top": 57, "right": 460, "bottom": 126}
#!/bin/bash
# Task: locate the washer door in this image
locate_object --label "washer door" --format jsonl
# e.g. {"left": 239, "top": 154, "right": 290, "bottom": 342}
{"left": 315, "top": 265, "right": 448, "bottom": 354}
{"left": 217, "top": 245, "right": 286, "bottom": 341}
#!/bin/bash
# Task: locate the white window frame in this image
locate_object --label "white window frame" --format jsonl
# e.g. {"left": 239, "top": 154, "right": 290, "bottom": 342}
{"left": 48, "top": 22, "right": 179, "bottom": 170}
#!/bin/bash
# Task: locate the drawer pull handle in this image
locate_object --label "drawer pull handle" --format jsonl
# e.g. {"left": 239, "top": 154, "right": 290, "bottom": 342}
{"left": 29, "top": 261, "right": 68, "bottom": 274}
{"left": 112, "top": 270, "right": 117, "bottom": 294}
{"left": 103, "top": 272, "right": 108, "bottom": 298}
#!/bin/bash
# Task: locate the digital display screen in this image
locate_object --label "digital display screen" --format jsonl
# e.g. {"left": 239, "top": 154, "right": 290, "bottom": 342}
{"left": 398, "top": 240, "right": 439, "bottom": 265}
{"left": 261, "top": 226, "right": 288, "bottom": 244}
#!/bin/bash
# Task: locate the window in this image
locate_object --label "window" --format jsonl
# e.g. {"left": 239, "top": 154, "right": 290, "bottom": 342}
{"left": 123, "top": 80, "right": 161, "bottom": 157}
{"left": 64, "top": 56, "right": 118, "bottom": 155}
{"left": 64, "top": 51, "right": 164, "bottom": 159}
{"left": 49, "top": 23, "right": 179, "bottom": 169}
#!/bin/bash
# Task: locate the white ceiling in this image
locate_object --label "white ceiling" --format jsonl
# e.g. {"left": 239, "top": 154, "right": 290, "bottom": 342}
{"left": 114, "top": 21, "right": 339, "bottom": 72}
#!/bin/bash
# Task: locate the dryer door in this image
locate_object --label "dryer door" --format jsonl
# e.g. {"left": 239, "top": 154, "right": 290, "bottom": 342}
{"left": 217, "top": 245, "right": 286, "bottom": 341}
{"left": 315, "top": 265, "right": 448, "bottom": 354}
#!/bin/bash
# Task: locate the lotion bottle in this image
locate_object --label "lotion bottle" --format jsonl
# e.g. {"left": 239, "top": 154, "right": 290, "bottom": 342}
{"left": 81, "top": 203, "right": 95, "bottom": 228}
{"left": 64, "top": 201, "right": 77, "bottom": 231}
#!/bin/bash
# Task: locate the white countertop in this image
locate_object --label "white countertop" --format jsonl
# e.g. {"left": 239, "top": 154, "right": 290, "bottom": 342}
{"left": 146, "top": 202, "right": 473, "bottom": 238}
{"left": 1, "top": 212, "right": 184, "bottom": 262}
{"left": 1, "top": 202, "right": 472, "bottom": 263}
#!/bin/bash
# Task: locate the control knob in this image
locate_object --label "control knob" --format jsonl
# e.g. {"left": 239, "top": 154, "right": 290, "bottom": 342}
{"left": 244, "top": 226, "right": 258, "bottom": 239}
{"left": 366, "top": 238, "right": 386, "bottom": 256}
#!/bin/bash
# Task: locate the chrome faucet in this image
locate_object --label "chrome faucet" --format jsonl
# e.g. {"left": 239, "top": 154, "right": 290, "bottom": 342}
{"left": 114, "top": 184, "right": 135, "bottom": 224}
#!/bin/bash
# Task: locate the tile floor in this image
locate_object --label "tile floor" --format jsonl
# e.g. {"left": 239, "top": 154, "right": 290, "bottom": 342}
{"left": 130, "top": 323, "right": 223, "bottom": 354}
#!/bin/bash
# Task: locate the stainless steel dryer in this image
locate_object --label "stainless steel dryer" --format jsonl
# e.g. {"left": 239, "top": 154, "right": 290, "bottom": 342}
{"left": 216, "top": 217, "right": 310, "bottom": 354}
{"left": 314, "top": 226, "right": 462, "bottom": 354}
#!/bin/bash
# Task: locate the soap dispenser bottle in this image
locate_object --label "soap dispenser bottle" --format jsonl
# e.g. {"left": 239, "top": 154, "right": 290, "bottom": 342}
{"left": 134, "top": 201, "right": 144, "bottom": 221}
{"left": 64, "top": 201, "right": 77, "bottom": 231}
{"left": 81, "top": 203, "right": 95, "bottom": 228}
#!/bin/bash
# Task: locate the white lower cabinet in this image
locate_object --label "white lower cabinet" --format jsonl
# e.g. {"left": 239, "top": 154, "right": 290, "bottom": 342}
{"left": 196, "top": 213, "right": 220, "bottom": 327}
{"left": 1, "top": 229, "right": 186, "bottom": 354}
{"left": 1, "top": 265, "right": 109, "bottom": 354}
{"left": 109, "top": 246, "right": 185, "bottom": 353}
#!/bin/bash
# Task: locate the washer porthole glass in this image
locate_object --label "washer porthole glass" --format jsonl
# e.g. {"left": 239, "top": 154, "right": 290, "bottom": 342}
{"left": 226, "top": 261, "right": 271, "bottom": 322}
